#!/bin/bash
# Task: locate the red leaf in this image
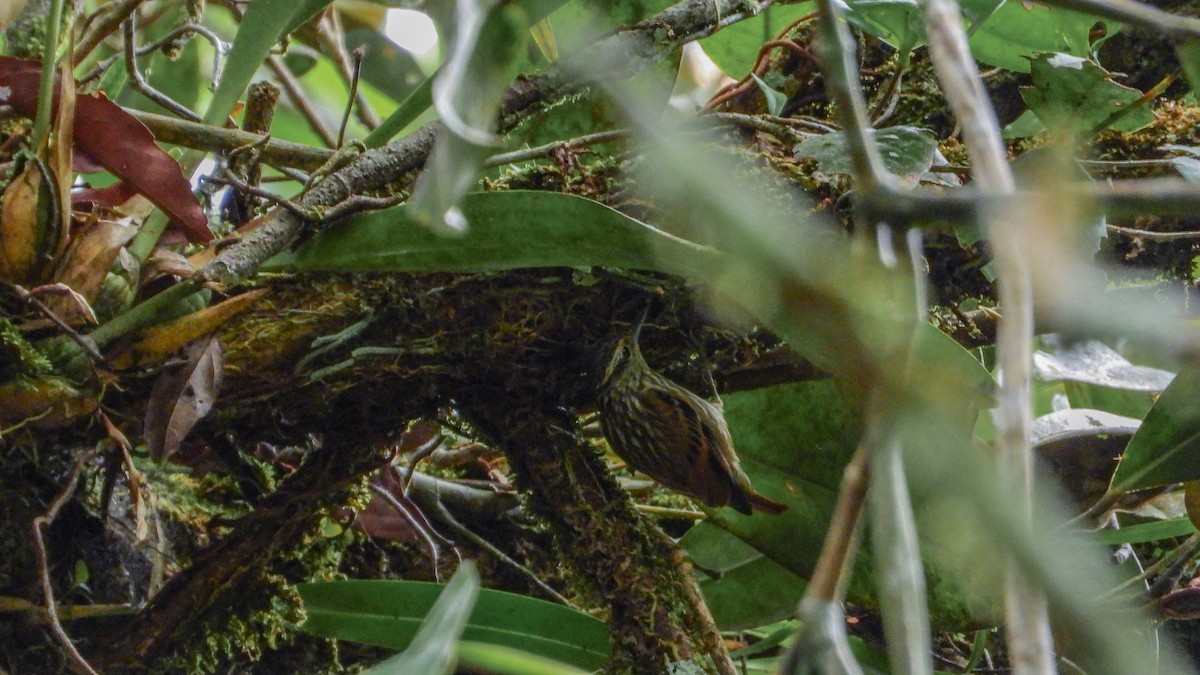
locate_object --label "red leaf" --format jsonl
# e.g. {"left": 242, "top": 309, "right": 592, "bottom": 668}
{"left": 0, "top": 56, "right": 212, "bottom": 243}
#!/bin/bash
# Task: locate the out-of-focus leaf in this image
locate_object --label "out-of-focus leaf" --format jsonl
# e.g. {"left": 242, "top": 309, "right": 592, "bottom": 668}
{"left": 1021, "top": 53, "right": 1155, "bottom": 134}
{"left": 700, "top": 5, "right": 815, "bottom": 76}
{"left": 1185, "top": 482, "right": 1200, "bottom": 531}
{"left": 344, "top": 23, "right": 426, "bottom": 103}
{"left": 782, "top": 598, "right": 865, "bottom": 675}
{"left": 844, "top": 0, "right": 1002, "bottom": 54}
{"left": 1033, "top": 339, "right": 1174, "bottom": 419}
{"left": 510, "top": 1, "right": 679, "bottom": 152}
{"left": 0, "top": 57, "right": 211, "bottom": 243}
{"left": 455, "top": 641, "right": 591, "bottom": 675}
{"left": 1176, "top": 39, "right": 1200, "bottom": 95}
{"left": 144, "top": 337, "right": 224, "bottom": 462}
{"left": 1111, "top": 366, "right": 1200, "bottom": 492}
{"left": 1171, "top": 157, "right": 1200, "bottom": 183}
{"left": 1094, "top": 517, "right": 1196, "bottom": 545}
{"left": 266, "top": 191, "right": 718, "bottom": 275}
{"left": 794, "top": 126, "right": 938, "bottom": 187}
{"left": 297, "top": 572, "right": 608, "bottom": 670}
{"left": 684, "top": 525, "right": 808, "bottom": 630}
{"left": 845, "top": 0, "right": 925, "bottom": 53}
{"left": 111, "top": 289, "right": 266, "bottom": 369}
{"left": 968, "top": 2, "right": 1105, "bottom": 73}
{"left": 360, "top": 563, "right": 480, "bottom": 675}
{"left": 409, "top": 1, "right": 529, "bottom": 234}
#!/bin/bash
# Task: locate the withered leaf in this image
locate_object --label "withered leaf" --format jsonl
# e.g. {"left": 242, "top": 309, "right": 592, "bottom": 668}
{"left": 0, "top": 56, "right": 212, "bottom": 243}
{"left": 144, "top": 337, "right": 224, "bottom": 462}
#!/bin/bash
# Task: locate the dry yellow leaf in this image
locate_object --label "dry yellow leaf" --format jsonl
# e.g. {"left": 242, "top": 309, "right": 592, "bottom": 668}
{"left": 110, "top": 289, "right": 268, "bottom": 369}
{"left": 0, "top": 164, "right": 45, "bottom": 283}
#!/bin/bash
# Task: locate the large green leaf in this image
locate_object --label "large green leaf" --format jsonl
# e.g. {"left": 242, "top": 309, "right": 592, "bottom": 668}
{"left": 681, "top": 379, "right": 863, "bottom": 630}
{"left": 1111, "top": 366, "right": 1200, "bottom": 492}
{"left": 297, "top": 576, "right": 609, "bottom": 670}
{"left": 684, "top": 326, "right": 992, "bottom": 631}
{"left": 699, "top": 5, "right": 815, "bottom": 76}
{"left": 359, "top": 563, "right": 480, "bottom": 675}
{"left": 968, "top": 1, "right": 1104, "bottom": 73}
{"left": 1021, "top": 53, "right": 1155, "bottom": 134}
{"left": 265, "top": 190, "right": 718, "bottom": 274}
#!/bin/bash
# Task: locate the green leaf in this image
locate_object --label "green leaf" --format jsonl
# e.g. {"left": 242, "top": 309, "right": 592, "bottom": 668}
{"left": 206, "top": 0, "right": 327, "bottom": 126}
{"left": 1001, "top": 108, "right": 1046, "bottom": 139}
{"left": 699, "top": 5, "right": 815, "bottom": 76}
{"left": 360, "top": 563, "right": 479, "bottom": 675}
{"left": 968, "top": 1, "right": 1106, "bottom": 73}
{"left": 1175, "top": 39, "right": 1200, "bottom": 96}
{"left": 845, "top": 0, "right": 925, "bottom": 53}
{"left": 455, "top": 641, "right": 591, "bottom": 675}
{"left": 681, "top": 379, "right": 864, "bottom": 628}
{"left": 1094, "top": 517, "right": 1196, "bottom": 545}
{"left": 843, "top": 0, "right": 1002, "bottom": 53}
{"left": 511, "top": 1, "right": 680, "bottom": 150}
{"left": 409, "top": 2, "right": 530, "bottom": 233}
{"left": 794, "top": 126, "right": 939, "bottom": 186}
{"left": 265, "top": 191, "right": 719, "bottom": 275}
{"left": 296, "top": 574, "right": 609, "bottom": 670}
{"left": 1021, "top": 53, "right": 1155, "bottom": 134}
{"left": 1111, "top": 366, "right": 1200, "bottom": 492}
{"left": 751, "top": 74, "right": 787, "bottom": 116}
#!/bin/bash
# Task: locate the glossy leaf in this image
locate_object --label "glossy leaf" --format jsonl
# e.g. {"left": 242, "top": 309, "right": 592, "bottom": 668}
{"left": 266, "top": 191, "right": 719, "bottom": 275}
{"left": 1111, "top": 366, "right": 1200, "bottom": 492}
{"left": 297, "top": 576, "right": 608, "bottom": 670}
{"left": 361, "top": 562, "right": 480, "bottom": 675}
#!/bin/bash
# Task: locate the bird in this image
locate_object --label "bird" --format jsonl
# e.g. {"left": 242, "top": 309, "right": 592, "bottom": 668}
{"left": 596, "top": 314, "right": 787, "bottom": 516}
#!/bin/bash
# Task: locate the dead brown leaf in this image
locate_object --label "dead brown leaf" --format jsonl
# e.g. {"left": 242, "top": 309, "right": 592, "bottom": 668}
{"left": 144, "top": 337, "right": 224, "bottom": 462}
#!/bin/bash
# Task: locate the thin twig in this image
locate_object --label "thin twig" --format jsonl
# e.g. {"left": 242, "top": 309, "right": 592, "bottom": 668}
{"left": 1107, "top": 223, "right": 1200, "bottom": 241}
{"left": 336, "top": 47, "right": 365, "bottom": 148}
{"left": 1037, "top": 0, "right": 1200, "bottom": 41}
{"left": 267, "top": 53, "right": 337, "bottom": 147}
{"left": 3, "top": 281, "right": 105, "bottom": 362}
{"left": 312, "top": 9, "right": 380, "bottom": 129}
{"left": 123, "top": 16, "right": 200, "bottom": 121}
{"left": 484, "top": 129, "right": 629, "bottom": 166}
{"left": 32, "top": 448, "right": 101, "bottom": 675}
{"left": 920, "top": 0, "right": 1054, "bottom": 671}
{"left": 80, "top": 21, "right": 226, "bottom": 89}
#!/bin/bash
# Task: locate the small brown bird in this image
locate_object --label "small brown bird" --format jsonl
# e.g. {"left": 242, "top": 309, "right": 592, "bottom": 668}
{"left": 596, "top": 319, "right": 787, "bottom": 515}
